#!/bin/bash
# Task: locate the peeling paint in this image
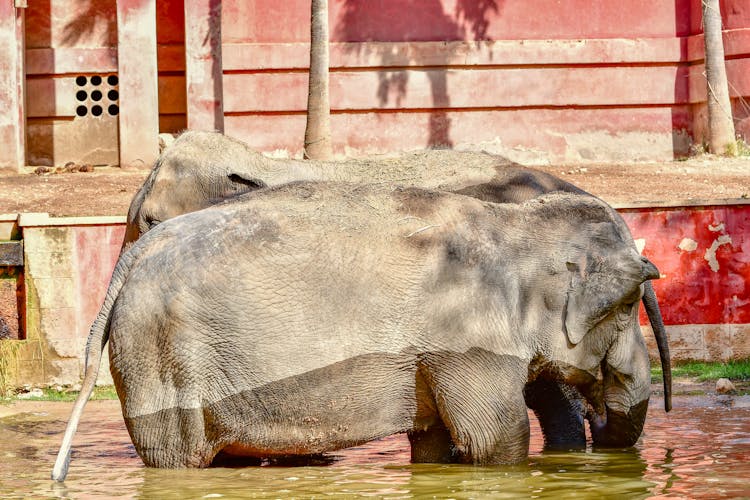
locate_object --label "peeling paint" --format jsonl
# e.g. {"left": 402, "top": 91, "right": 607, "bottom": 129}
{"left": 622, "top": 205, "right": 750, "bottom": 326}
{"left": 634, "top": 238, "right": 646, "bottom": 254}
{"left": 678, "top": 238, "right": 698, "bottom": 252}
{"left": 704, "top": 234, "right": 732, "bottom": 272}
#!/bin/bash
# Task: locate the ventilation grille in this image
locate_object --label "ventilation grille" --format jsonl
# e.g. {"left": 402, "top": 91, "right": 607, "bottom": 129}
{"left": 75, "top": 74, "right": 119, "bottom": 118}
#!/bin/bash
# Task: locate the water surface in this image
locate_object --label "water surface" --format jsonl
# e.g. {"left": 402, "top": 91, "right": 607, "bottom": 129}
{"left": 1, "top": 396, "right": 748, "bottom": 498}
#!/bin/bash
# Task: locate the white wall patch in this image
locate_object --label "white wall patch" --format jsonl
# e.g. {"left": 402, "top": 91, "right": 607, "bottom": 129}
{"left": 704, "top": 234, "right": 732, "bottom": 272}
{"left": 634, "top": 238, "right": 646, "bottom": 254}
{"left": 678, "top": 238, "right": 698, "bottom": 252}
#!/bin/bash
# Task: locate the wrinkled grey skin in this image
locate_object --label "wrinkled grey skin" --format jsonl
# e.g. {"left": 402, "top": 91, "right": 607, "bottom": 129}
{"left": 122, "top": 131, "right": 671, "bottom": 450}
{"left": 53, "top": 185, "right": 659, "bottom": 479}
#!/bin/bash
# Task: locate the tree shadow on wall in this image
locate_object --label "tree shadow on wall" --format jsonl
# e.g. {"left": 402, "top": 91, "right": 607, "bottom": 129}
{"left": 334, "top": 0, "right": 502, "bottom": 149}
{"left": 60, "top": 0, "right": 117, "bottom": 47}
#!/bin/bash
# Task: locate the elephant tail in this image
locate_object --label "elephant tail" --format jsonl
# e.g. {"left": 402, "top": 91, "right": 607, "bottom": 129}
{"left": 642, "top": 281, "right": 672, "bottom": 412}
{"left": 51, "top": 249, "right": 135, "bottom": 482}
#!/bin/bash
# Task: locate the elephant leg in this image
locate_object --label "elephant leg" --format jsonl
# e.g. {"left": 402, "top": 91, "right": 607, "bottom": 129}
{"left": 124, "top": 407, "right": 217, "bottom": 468}
{"left": 523, "top": 379, "right": 586, "bottom": 451}
{"left": 408, "top": 420, "right": 457, "bottom": 463}
{"left": 420, "top": 348, "right": 530, "bottom": 464}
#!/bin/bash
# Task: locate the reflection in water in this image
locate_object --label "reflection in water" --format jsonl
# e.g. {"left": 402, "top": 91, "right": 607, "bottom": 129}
{"left": 1, "top": 396, "right": 749, "bottom": 498}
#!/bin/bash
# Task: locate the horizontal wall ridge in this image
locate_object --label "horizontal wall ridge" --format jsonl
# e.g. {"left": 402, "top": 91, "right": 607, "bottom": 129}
{"left": 225, "top": 103, "right": 690, "bottom": 117}
{"left": 220, "top": 31, "right": 750, "bottom": 71}
{"left": 225, "top": 61, "right": 693, "bottom": 76}
{"left": 25, "top": 31, "right": 750, "bottom": 75}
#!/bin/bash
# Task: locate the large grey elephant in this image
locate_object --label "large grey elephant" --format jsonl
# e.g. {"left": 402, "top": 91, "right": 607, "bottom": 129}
{"left": 120, "top": 131, "right": 672, "bottom": 447}
{"left": 53, "top": 184, "right": 659, "bottom": 479}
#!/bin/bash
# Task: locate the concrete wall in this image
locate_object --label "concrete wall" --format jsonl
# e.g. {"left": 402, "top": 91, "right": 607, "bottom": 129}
{"left": 2, "top": 0, "right": 749, "bottom": 168}
{"left": 1, "top": 201, "right": 749, "bottom": 388}
{"left": 20, "top": 0, "right": 182, "bottom": 168}
{"left": 3, "top": 214, "right": 124, "bottom": 387}
{"left": 0, "top": 2, "right": 25, "bottom": 171}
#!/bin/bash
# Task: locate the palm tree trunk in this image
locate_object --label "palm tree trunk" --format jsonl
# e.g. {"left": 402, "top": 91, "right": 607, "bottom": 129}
{"left": 303, "top": 0, "right": 333, "bottom": 160}
{"left": 702, "top": 0, "right": 736, "bottom": 155}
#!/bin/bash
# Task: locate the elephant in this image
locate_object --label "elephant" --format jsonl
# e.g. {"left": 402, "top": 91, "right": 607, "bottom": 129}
{"left": 122, "top": 131, "right": 574, "bottom": 249}
{"left": 120, "top": 131, "right": 672, "bottom": 448}
{"left": 53, "top": 184, "right": 660, "bottom": 480}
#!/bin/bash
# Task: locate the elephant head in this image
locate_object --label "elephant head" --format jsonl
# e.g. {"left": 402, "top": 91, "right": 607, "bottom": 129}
{"left": 123, "top": 132, "right": 273, "bottom": 251}
{"left": 527, "top": 202, "right": 659, "bottom": 448}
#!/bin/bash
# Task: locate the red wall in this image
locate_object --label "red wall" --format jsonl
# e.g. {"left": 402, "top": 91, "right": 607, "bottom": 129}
{"left": 623, "top": 204, "right": 750, "bottom": 326}
{"left": 155, "top": 0, "right": 187, "bottom": 133}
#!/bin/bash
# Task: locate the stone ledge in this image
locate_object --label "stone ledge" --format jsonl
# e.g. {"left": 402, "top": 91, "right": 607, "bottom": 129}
{"left": 642, "top": 323, "right": 750, "bottom": 362}
{"left": 17, "top": 213, "right": 126, "bottom": 227}
{"left": 613, "top": 198, "right": 750, "bottom": 209}
{"left": 6, "top": 198, "right": 750, "bottom": 226}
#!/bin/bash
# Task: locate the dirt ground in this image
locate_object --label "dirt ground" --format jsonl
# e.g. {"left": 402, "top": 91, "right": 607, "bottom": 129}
{"left": 0, "top": 155, "right": 748, "bottom": 217}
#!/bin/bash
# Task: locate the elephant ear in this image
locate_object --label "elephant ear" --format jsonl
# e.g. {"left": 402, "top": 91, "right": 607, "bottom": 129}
{"left": 218, "top": 172, "right": 267, "bottom": 198}
{"left": 564, "top": 253, "right": 660, "bottom": 345}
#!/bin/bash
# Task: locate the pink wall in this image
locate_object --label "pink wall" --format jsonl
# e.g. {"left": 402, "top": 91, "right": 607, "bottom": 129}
{"left": 224, "top": 0, "right": 694, "bottom": 42}
{"left": 23, "top": 1, "right": 119, "bottom": 166}
{"left": 219, "top": 0, "right": 750, "bottom": 159}
{"left": 72, "top": 225, "right": 126, "bottom": 343}
{"left": 7, "top": 0, "right": 750, "bottom": 166}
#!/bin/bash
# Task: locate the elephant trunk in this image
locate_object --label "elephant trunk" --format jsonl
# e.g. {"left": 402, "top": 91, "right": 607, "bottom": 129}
{"left": 642, "top": 282, "right": 672, "bottom": 412}
{"left": 589, "top": 398, "right": 649, "bottom": 447}
{"left": 586, "top": 317, "right": 652, "bottom": 448}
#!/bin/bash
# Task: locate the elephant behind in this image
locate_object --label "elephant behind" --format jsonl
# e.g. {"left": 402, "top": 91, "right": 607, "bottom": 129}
{"left": 54, "top": 184, "right": 659, "bottom": 479}
{"left": 122, "top": 131, "right": 574, "bottom": 249}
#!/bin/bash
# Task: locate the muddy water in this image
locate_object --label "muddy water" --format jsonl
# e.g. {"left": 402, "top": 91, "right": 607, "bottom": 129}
{"left": 1, "top": 396, "right": 749, "bottom": 499}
